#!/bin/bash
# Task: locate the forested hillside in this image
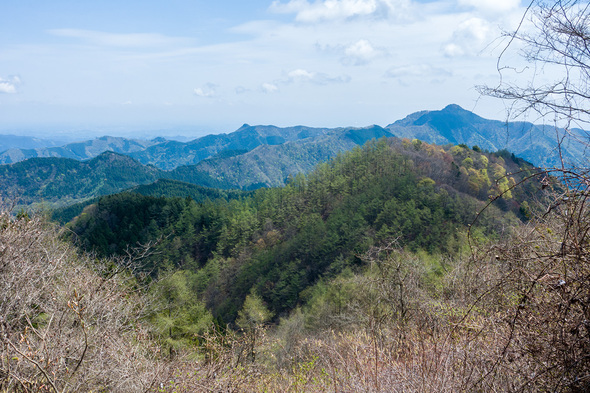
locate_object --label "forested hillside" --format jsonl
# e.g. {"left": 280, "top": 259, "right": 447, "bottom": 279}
{"left": 0, "top": 151, "right": 162, "bottom": 206}
{"left": 69, "top": 138, "right": 544, "bottom": 323}
{"left": 50, "top": 178, "right": 253, "bottom": 224}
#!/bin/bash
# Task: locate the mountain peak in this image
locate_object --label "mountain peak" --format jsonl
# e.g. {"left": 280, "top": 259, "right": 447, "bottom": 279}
{"left": 442, "top": 103, "right": 465, "bottom": 112}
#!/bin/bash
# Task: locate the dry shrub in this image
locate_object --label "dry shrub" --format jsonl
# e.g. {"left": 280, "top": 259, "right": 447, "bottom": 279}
{"left": 154, "top": 326, "right": 275, "bottom": 393}
{"left": 471, "top": 183, "right": 590, "bottom": 392}
{"left": 0, "top": 211, "right": 169, "bottom": 392}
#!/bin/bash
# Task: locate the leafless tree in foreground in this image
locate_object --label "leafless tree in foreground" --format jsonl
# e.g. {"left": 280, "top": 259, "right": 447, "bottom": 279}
{"left": 0, "top": 210, "right": 168, "bottom": 392}
{"left": 480, "top": 0, "right": 590, "bottom": 168}
{"left": 475, "top": 1, "right": 590, "bottom": 391}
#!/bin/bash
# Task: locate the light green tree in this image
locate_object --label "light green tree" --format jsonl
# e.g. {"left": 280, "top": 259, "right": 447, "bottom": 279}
{"left": 236, "top": 292, "right": 273, "bottom": 362}
{"left": 150, "top": 270, "right": 213, "bottom": 358}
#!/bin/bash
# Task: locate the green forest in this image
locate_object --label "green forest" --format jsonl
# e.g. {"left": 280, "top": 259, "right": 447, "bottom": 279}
{"left": 67, "top": 139, "right": 541, "bottom": 323}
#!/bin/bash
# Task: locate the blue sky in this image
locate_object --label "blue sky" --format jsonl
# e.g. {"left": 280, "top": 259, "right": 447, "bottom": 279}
{"left": 0, "top": 0, "right": 527, "bottom": 138}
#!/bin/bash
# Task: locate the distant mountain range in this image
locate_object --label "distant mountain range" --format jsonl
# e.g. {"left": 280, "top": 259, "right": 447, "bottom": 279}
{"left": 386, "top": 104, "right": 587, "bottom": 168}
{"left": 1, "top": 104, "right": 586, "bottom": 207}
{"left": 0, "top": 135, "right": 159, "bottom": 164}
{"left": 0, "top": 134, "right": 67, "bottom": 153}
{"left": 0, "top": 126, "right": 392, "bottom": 205}
{"left": 174, "top": 125, "right": 392, "bottom": 189}
{"left": 2, "top": 105, "right": 586, "bottom": 170}
{"left": 129, "top": 124, "right": 340, "bottom": 170}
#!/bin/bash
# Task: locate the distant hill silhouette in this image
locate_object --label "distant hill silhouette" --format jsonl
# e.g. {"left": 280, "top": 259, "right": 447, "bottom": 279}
{"left": 386, "top": 104, "right": 587, "bottom": 168}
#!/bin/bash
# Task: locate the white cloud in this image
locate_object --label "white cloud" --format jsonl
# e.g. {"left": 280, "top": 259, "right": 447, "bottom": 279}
{"left": 270, "top": 0, "right": 411, "bottom": 23}
{"left": 342, "top": 39, "right": 381, "bottom": 65}
{"left": 443, "top": 17, "right": 492, "bottom": 57}
{"left": 48, "top": 29, "right": 189, "bottom": 48}
{"left": 261, "top": 83, "right": 279, "bottom": 93}
{"left": 0, "top": 76, "right": 21, "bottom": 94}
{"left": 194, "top": 83, "right": 218, "bottom": 98}
{"left": 257, "top": 69, "right": 350, "bottom": 94}
{"left": 458, "top": 0, "right": 520, "bottom": 15}
{"left": 284, "top": 68, "right": 351, "bottom": 84}
{"left": 287, "top": 68, "right": 315, "bottom": 81}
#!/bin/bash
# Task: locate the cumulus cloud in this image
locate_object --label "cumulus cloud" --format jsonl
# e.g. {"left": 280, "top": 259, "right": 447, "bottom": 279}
{"left": 341, "top": 39, "right": 382, "bottom": 65}
{"left": 194, "top": 83, "right": 218, "bottom": 98}
{"left": 0, "top": 76, "right": 21, "bottom": 94}
{"left": 257, "top": 68, "right": 350, "bottom": 95}
{"left": 270, "top": 0, "right": 411, "bottom": 23}
{"left": 458, "top": 0, "right": 520, "bottom": 15}
{"left": 286, "top": 68, "right": 315, "bottom": 81}
{"left": 48, "top": 28, "right": 188, "bottom": 48}
{"left": 443, "top": 17, "right": 492, "bottom": 57}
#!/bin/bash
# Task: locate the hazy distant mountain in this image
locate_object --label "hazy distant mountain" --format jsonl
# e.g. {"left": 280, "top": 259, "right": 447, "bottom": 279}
{"left": 3, "top": 105, "right": 586, "bottom": 170}
{"left": 0, "top": 151, "right": 162, "bottom": 206}
{"left": 0, "top": 134, "right": 66, "bottom": 152}
{"left": 0, "top": 136, "right": 158, "bottom": 164}
{"left": 387, "top": 104, "right": 587, "bottom": 168}
{"left": 175, "top": 125, "right": 392, "bottom": 189}
{"left": 129, "top": 124, "right": 336, "bottom": 170}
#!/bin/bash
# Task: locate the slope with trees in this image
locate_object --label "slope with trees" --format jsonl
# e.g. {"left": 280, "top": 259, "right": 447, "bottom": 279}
{"left": 69, "top": 138, "right": 546, "bottom": 324}
{"left": 0, "top": 151, "right": 163, "bottom": 206}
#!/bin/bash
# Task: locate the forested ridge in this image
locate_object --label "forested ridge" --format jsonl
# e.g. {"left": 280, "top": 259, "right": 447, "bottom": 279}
{"left": 0, "top": 152, "right": 163, "bottom": 206}
{"left": 68, "top": 138, "right": 544, "bottom": 323}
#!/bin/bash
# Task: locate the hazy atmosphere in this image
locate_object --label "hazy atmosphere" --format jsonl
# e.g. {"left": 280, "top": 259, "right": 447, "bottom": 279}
{"left": 1, "top": 0, "right": 527, "bottom": 138}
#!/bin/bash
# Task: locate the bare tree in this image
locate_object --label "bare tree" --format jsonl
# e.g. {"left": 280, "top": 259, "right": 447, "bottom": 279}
{"left": 480, "top": 0, "right": 590, "bottom": 168}
{"left": 474, "top": 1, "right": 590, "bottom": 391}
{"left": 0, "top": 209, "right": 168, "bottom": 392}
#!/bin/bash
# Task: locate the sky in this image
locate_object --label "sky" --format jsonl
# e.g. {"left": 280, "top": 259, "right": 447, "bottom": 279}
{"left": 0, "top": 0, "right": 529, "bottom": 139}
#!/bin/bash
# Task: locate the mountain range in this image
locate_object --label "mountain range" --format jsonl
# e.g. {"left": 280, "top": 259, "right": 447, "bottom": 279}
{"left": 0, "top": 126, "right": 392, "bottom": 206}
{"left": 1, "top": 104, "right": 586, "bottom": 207}
{"left": 2, "top": 105, "right": 586, "bottom": 169}
{"left": 0, "top": 134, "right": 67, "bottom": 153}
{"left": 386, "top": 104, "right": 587, "bottom": 167}
{"left": 0, "top": 135, "right": 160, "bottom": 164}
